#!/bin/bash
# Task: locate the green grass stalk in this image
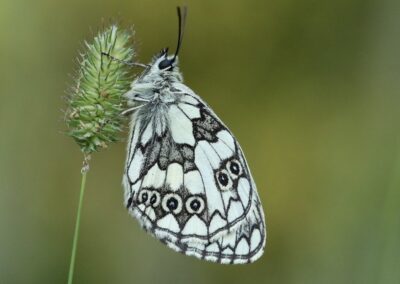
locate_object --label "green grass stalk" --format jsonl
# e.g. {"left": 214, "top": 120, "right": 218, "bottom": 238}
{"left": 67, "top": 164, "right": 88, "bottom": 284}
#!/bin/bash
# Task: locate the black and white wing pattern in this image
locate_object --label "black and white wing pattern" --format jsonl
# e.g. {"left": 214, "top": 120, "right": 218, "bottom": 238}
{"left": 123, "top": 82, "right": 266, "bottom": 264}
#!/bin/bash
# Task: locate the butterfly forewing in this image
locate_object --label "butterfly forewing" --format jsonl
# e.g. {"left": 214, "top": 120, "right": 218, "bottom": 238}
{"left": 123, "top": 82, "right": 266, "bottom": 264}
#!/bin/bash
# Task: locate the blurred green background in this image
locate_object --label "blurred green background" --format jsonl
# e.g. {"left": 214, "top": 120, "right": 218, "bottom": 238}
{"left": 1, "top": 0, "right": 399, "bottom": 283}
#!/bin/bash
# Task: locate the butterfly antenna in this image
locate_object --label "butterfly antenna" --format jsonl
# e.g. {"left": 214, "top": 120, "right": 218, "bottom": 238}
{"left": 173, "top": 6, "right": 188, "bottom": 61}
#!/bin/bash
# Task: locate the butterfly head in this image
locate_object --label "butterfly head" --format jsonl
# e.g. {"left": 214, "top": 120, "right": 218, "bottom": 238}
{"left": 149, "top": 47, "right": 180, "bottom": 73}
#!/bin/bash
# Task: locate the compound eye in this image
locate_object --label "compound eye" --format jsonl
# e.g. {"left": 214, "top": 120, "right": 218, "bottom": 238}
{"left": 158, "top": 58, "right": 173, "bottom": 70}
{"left": 185, "top": 196, "right": 205, "bottom": 215}
{"left": 162, "top": 193, "right": 183, "bottom": 214}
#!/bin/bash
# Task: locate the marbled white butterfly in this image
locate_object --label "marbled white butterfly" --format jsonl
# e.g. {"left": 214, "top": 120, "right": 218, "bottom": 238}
{"left": 122, "top": 7, "right": 266, "bottom": 264}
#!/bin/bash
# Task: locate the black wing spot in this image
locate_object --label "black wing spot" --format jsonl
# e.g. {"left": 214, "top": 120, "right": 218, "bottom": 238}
{"left": 162, "top": 193, "right": 183, "bottom": 215}
{"left": 126, "top": 197, "right": 133, "bottom": 208}
{"left": 185, "top": 196, "right": 205, "bottom": 214}
{"left": 192, "top": 109, "right": 224, "bottom": 143}
{"left": 218, "top": 172, "right": 229, "bottom": 186}
{"left": 229, "top": 161, "right": 240, "bottom": 175}
{"left": 167, "top": 197, "right": 178, "bottom": 210}
{"left": 215, "top": 169, "right": 233, "bottom": 191}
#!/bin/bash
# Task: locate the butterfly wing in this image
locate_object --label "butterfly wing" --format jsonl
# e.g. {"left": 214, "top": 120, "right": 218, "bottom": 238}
{"left": 123, "top": 82, "right": 266, "bottom": 264}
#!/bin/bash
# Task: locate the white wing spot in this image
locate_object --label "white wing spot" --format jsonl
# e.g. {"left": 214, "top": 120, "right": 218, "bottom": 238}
{"left": 168, "top": 105, "right": 195, "bottom": 145}
{"left": 220, "top": 232, "right": 237, "bottom": 248}
{"left": 211, "top": 139, "right": 234, "bottom": 160}
{"left": 205, "top": 255, "right": 219, "bottom": 262}
{"left": 141, "top": 120, "right": 153, "bottom": 145}
{"left": 250, "top": 229, "right": 262, "bottom": 251}
{"left": 145, "top": 207, "right": 156, "bottom": 221}
{"left": 209, "top": 213, "right": 227, "bottom": 235}
{"left": 166, "top": 163, "right": 183, "bottom": 191}
{"left": 221, "top": 247, "right": 234, "bottom": 264}
{"left": 235, "top": 238, "right": 250, "bottom": 255}
{"left": 217, "top": 130, "right": 235, "bottom": 151}
{"left": 227, "top": 200, "right": 244, "bottom": 222}
{"left": 142, "top": 164, "right": 165, "bottom": 189}
{"left": 238, "top": 178, "right": 251, "bottom": 209}
{"left": 138, "top": 203, "right": 146, "bottom": 212}
{"left": 197, "top": 141, "right": 221, "bottom": 169}
{"left": 157, "top": 213, "right": 180, "bottom": 233}
{"left": 206, "top": 243, "right": 220, "bottom": 252}
{"left": 178, "top": 103, "right": 201, "bottom": 119}
{"left": 195, "top": 144, "right": 225, "bottom": 217}
{"left": 128, "top": 151, "right": 144, "bottom": 183}
{"left": 180, "top": 95, "right": 199, "bottom": 105}
{"left": 127, "top": 116, "right": 141, "bottom": 160}
{"left": 184, "top": 170, "right": 204, "bottom": 194}
{"left": 182, "top": 215, "right": 208, "bottom": 237}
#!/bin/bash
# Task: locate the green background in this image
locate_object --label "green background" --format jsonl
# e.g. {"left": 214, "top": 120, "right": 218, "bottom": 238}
{"left": 1, "top": 0, "right": 399, "bottom": 283}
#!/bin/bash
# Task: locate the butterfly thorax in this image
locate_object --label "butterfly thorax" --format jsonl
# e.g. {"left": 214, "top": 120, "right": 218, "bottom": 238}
{"left": 124, "top": 55, "right": 186, "bottom": 137}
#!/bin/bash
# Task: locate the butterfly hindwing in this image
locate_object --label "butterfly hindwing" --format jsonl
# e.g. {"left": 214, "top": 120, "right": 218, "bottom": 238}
{"left": 162, "top": 191, "right": 266, "bottom": 264}
{"left": 123, "top": 83, "right": 266, "bottom": 263}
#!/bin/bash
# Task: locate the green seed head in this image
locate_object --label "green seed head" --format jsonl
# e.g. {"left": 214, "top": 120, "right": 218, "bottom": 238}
{"left": 66, "top": 25, "right": 134, "bottom": 154}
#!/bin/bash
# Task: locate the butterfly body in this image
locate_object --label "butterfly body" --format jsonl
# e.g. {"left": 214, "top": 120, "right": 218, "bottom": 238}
{"left": 122, "top": 8, "right": 266, "bottom": 264}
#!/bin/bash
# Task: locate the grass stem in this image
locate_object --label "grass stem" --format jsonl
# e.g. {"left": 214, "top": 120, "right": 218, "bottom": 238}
{"left": 67, "top": 167, "right": 88, "bottom": 284}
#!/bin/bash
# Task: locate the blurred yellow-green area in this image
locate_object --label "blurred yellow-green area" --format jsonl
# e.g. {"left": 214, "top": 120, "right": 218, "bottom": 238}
{"left": 1, "top": 0, "right": 399, "bottom": 283}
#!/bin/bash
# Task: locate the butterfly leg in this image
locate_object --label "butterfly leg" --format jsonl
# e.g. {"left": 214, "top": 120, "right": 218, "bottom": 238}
{"left": 124, "top": 90, "right": 152, "bottom": 103}
{"left": 101, "top": 52, "right": 150, "bottom": 69}
{"left": 121, "top": 104, "right": 146, "bottom": 116}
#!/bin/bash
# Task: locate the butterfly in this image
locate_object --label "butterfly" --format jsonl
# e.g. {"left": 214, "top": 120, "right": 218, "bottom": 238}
{"left": 122, "top": 7, "right": 266, "bottom": 264}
